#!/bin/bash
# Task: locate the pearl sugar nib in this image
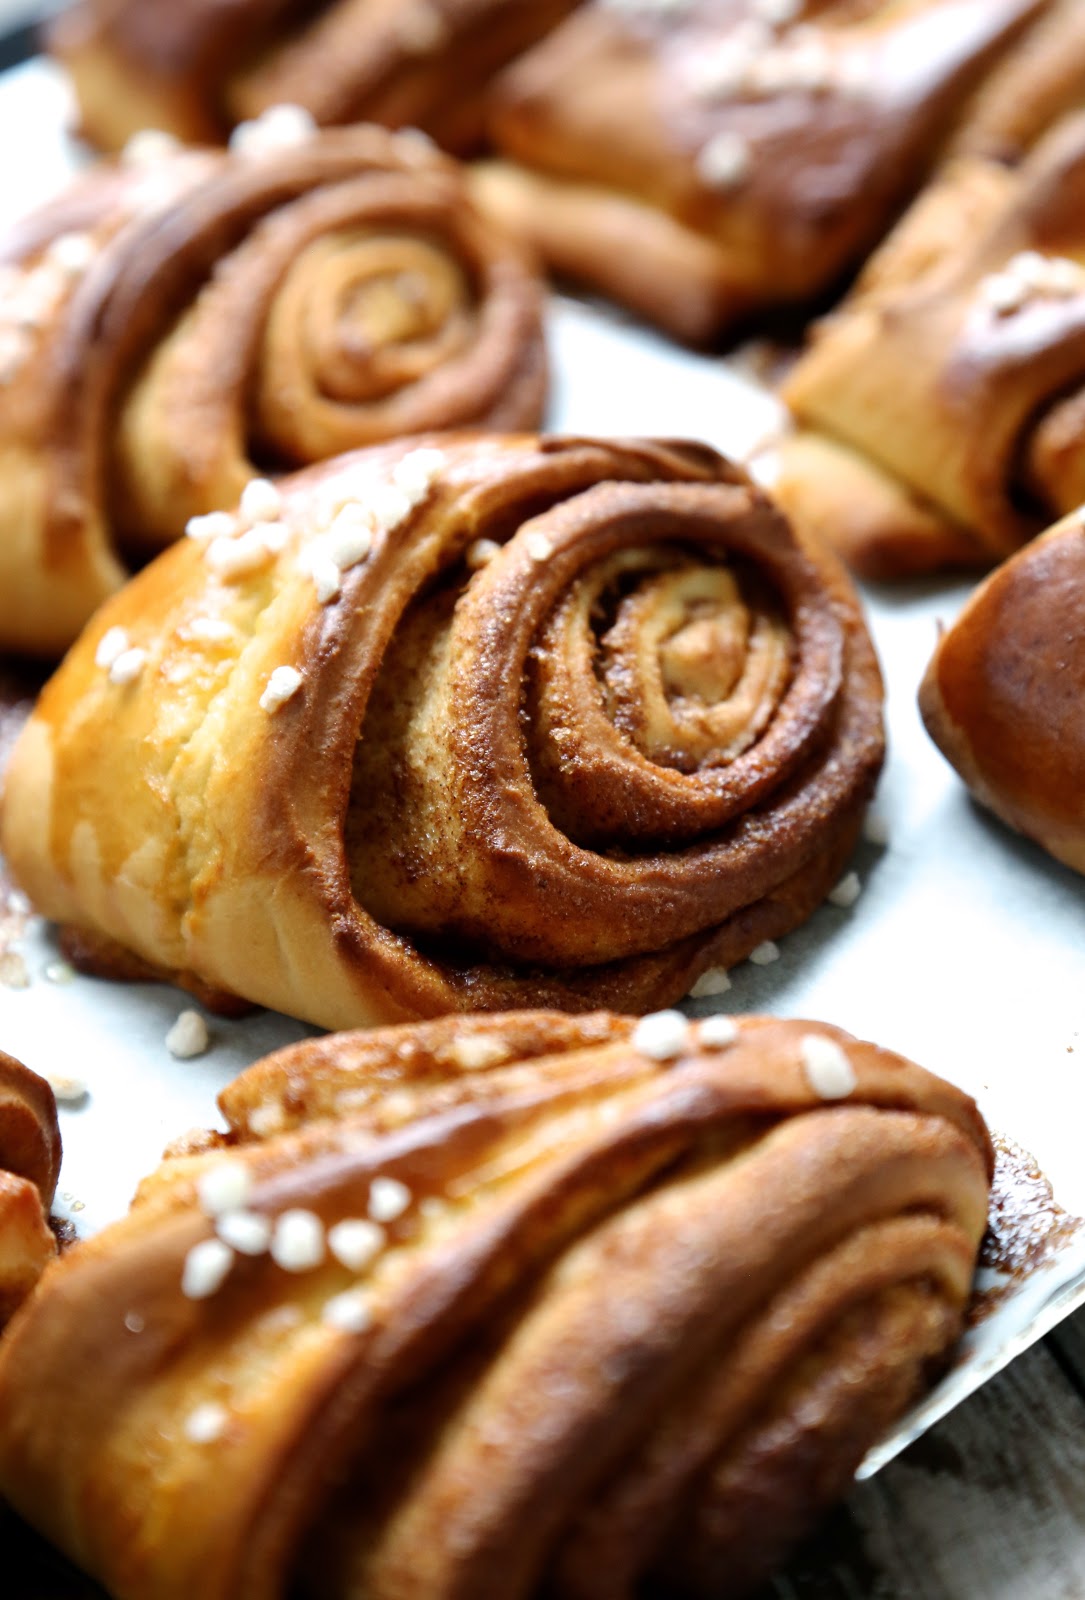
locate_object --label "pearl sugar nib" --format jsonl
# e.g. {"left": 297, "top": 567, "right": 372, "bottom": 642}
{"left": 800, "top": 1034, "right": 857, "bottom": 1100}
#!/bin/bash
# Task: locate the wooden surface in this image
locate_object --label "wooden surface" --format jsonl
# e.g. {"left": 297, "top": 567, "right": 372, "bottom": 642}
{"left": 6, "top": 1309, "right": 1085, "bottom": 1597}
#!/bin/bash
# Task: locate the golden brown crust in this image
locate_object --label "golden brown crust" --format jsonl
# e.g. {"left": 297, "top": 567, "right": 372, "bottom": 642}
{"left": 49, "top": 0, "right": 579, "bottom": 154}
{"left": 919, "top": 508, "right": 1085, "bottom": 874}
{"left": 782, "top": 113, "right": 1085, "bottom": 577}
{"left": 0, "top": 1050, "right": 61, "bottom": 1324}
{"left": 484, "top": 0, "right": 1052, "bottom": 342}
{"left": 952, "top": 0, "right": 1085, "bottom": 163}
{"left": 0, "top": 125, "right": 546, "bottom": 657}
{"left": 0, "top": 1011, "right": 992, "bottom": 1600}
{"left": 0, "top": 434, "right": 884, "bottom": 1029}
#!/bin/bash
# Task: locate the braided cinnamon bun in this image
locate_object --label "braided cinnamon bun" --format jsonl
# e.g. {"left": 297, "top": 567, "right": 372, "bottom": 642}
{"left": 479, "top": 0, "right": 1059, "bottom": 343}
{"left": 0, "top": 1010, "right": 992, "bottom": 1600}
{"left": 0, "top": 122, "right": 545, "bottom": 656}
{"left": 49, "top": 0, "right": 579, "bottom": 155}
{"left": 920, "top": 507, "right": 1085, "bottom": 875}
{"left": 0, "top": 435, "right": 884, "bottom": 1029}
{"left": 769, "top": 112, "right": 1085, "bottom": 578}
{"left": 0, "top": 1050, "right": 61, "bottom": 1325}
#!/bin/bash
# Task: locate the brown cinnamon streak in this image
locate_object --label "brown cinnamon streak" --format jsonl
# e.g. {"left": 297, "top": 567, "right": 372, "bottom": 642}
{"left": 0, "top": 1011, "right": 991, "bottom": 1598}
{"left": 0, "top": 435, "right": 884, "bottom": 1029}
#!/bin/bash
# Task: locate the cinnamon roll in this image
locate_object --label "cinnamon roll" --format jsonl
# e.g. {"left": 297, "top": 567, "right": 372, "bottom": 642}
{"left": 0, "top": 435, "right": 884, "bottom": 1029}
{"left": 769, "top": 113, "right": 1085, "bottom": 578}
{"left": 49, "top": 0, "right": 579, "bottom": 155}
{"left": 0, "top": 121, "right": 546, "bottom": 656}
{"left": 0, "top": 1051, "right": 61, "bottom": 1326}
{"left": 479, "top": 0, "right": 1056, "bottom": 343}
{"left": 0, "top": 1009, "right": 993, "bottom": 1600}
{"left": 920, "top": 507, "right": 1085, "bottom": 875}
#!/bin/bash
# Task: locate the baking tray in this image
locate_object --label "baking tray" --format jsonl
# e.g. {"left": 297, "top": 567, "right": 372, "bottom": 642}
{"left": 0, "top": 58, "right": 1083, "bottom": 1483}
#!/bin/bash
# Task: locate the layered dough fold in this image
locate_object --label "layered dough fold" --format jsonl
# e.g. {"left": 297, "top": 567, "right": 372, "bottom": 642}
{"left": 0, "top": 123, "right": 545, "bottom": 655}
{"left": 0, "top": 1010, "right": 993, "bottom": 1599}
{"left": 0, "top": 1050, "right": 61, "bottom": 1325}
{"left": 478, "top": 0, "right": 1079, "bottom": 342}
{"left": 0, "top": 435, "right": 884, "bottom": 1028}
{"left": 920, "top": 507, "right": 1085, "bottom": 875}
{"left": 50, "top": 0, "right": 580, "bottom": 154}
{"left": 769, "top": 113, "right": 1085, "bottom": 577}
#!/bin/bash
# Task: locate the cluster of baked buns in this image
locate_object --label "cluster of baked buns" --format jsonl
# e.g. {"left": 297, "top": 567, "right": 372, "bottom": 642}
{"left": 0, "top": 2, "right": 1080, "bottom": 1595}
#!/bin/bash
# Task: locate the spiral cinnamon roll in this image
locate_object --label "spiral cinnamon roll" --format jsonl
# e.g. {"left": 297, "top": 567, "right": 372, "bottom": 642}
{"left": 0, "top": 121, "right": 545, "bottom": 656}
{"left": 49, "top": 0, "right": 579, "bottom": 155}
{"left": 0, "top": 435, "right": 884, "bottom": 1029}
{"left": 769, "top": 112, "right": 1085, "bottom": 578}
{"left": 0, "top": 1009, "right": 992, "bottom": 1600}
{"left": 920, "top": 507, "right": 1085, "bottom": 875}
{"left": 479, "top": 0, "right": 1055, "bottom": 343}
{"left": 0, "top": 1051, "right": 61, "bottom": 1326}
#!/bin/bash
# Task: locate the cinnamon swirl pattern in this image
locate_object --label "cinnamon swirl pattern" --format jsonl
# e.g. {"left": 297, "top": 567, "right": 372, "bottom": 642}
{"left": 0, "top": 121, "right": 545, "bottom": 656}
{"left": 0, "top": 436, "right": 884, "bottom": 1029}
{"left": 770, "top": 113, "right": 1085, "bottom": 577}
{"left": 920, "top": 507, "right": 1085, "bottom": 876}
{"left": 480, "top": 0, "right": 1060, "bottom": 342}
{"left": 0, "top": 1010, "right": 993, "bottom": 1600}
{"left": 0, "top": 1051, "right": 61, "bottom": 1326}
{"left": 49, "top": 0, "right": 579, "bottom": 155}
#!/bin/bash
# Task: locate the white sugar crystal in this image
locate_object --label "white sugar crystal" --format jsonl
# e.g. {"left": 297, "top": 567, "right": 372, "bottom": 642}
{"left": 124, "top": 1311, "right": 145, "bottom": 1334}
{"left": 447, "top": 1034, "right": 510, "bottom": 1070}
{"left": 122, "top": 128, "right": 181, "bottom": 168}
{"left": 393, "top": 447, "right": 445, "bottom": 505}
{"left": 47, "top": 232, "right": 95, "bottom": 277}
{"left": 311, "top": 552, "right": 343, "bottom": 602}
{"left": 45, "top": 1072, "right": 88, "bottom": 1104}
{"left": 216, "top": 1208, "right": 273, "bottom": 1256}
{"left": 271, "top": 1208, "right": 326, "bottom": 1272}
{"left": 322, "top": 1288, "right": 373, "bottom": 1332}
{"left": 525, "top": 532, "right": 553, "bottom": 562}
{"left": 466, "top": 538, "right": 500, "bottom": 569}
{"left": 182, "top": 1237, "right": 235, "bottom": 1299}
{"left": 95, "top": 625, "right": 130, "bottom": 669}
{"left": 249, "top": 519, "right": 288, "bottom": 554}
{"left": 981, "top": 272, "right": 1027, "bottom": 317}
{"left": 229, "top": 103, "right": 317, "bottom": 158}
{"left": 368, "top": 1176, "right": 412, "bottom": 1223}
{"left": 699, "top": 1016, "right": 739, "bottom": 1050}
{"left": 260, "top": 665, "right": 303, "bottom": 713}
{"left": 185, "top": 511, "right": 237, "bottom": 542}
{"left": 188, "top": 616, "right": 235, "bottom": 642}
{"left": 368, "top": 482, "right": 413, "bottom": 534}
{"left": 828, "top": 871, "right": 862, "bottom": 908}
{"left": 109, "top": 646, "right": 147, "bottom": 685}
{"left": 239, "top": 477, "right": 282, "bottom": 525}
{"left": 249, "top": 1100, "right": 286, "bottom": 1137}
{"left": 326, "top": 507, "right": 374, "bottom": 570}
{"left": 800, "top": 1034, "right": 857, "bottom": 1100}
{"left": 166, "top": 1009, "right": 210, "bottom": 1058}
{"left": 749, "top": 940, "right": 780, "bottom": 966}
{"left": 184, "top": 1400, "right": 229, "bottom": 1443}
{"left": 327, "top": 1218, "right": 385, "bottom": 1272}
{"left": 196, "top": 1159, "right": 252, "bottom": 1217}
{"left": 632, "top": 1010, "right": 691, "bottom": 1061}
{"left": 753, "top": 0, "right": 802, "bottom": 22}
{"left": 696, "top": 130, "right": 752, "bottom": 191}
{"left": 689, "top": 967, "right": 732, "bottom": 999}
{"left": 1046, "top": 256, "right": 1085, "bottom": 298}
{"left": 205, "top": 528, "right": 273, "bottom": 579}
